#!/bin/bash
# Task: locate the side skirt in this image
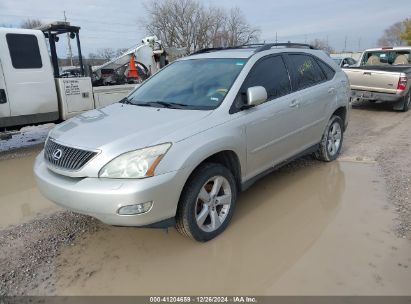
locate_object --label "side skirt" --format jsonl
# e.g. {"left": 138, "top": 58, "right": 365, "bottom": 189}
{"left": 240, "top": 143, "right": 320, "bottom": 192}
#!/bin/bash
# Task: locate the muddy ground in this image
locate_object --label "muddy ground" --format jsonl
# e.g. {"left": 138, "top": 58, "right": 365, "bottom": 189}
{"left": 0, "top": 101, "right": 410, "bottom": 295}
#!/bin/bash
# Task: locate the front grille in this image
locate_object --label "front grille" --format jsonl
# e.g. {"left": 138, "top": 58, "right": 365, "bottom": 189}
{"left": 44, "top": 138, "right": 97, "bottom": 171}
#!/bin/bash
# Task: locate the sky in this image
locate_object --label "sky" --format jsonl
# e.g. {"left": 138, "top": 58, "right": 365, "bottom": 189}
{"left": 0, "top": 0, "right": 410, "bottom": 57}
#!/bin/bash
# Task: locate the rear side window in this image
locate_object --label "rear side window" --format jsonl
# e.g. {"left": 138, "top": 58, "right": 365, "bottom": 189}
{"left": 316, "top": 59, "right": 336, "bottom": 80}
{"left": 6, "top": 34, "right": 42, "bottom": 69}
{"left": 242, "top": 55, "right": 291, "bottom": 100}
{"left": 288, "top": 54, "right": 324, "bottom": 90}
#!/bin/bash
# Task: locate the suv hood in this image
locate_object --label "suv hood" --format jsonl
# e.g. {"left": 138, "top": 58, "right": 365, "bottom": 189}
{"left": 50, "top": 103, "right": 212, "bottom": 151}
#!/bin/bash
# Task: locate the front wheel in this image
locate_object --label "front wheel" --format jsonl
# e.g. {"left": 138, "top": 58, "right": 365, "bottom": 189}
{"left": 176, "top": 163, "right": 237, "bottom": 242}
{"left": 315, "top": 115, "right": 344, "bottom": 162}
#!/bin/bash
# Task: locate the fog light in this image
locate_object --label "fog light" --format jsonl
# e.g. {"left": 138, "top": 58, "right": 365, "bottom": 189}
{"left": 118, "top": 201, "right": 153, "bottom": 215}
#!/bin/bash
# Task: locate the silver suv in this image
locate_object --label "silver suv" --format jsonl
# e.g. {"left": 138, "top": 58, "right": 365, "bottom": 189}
{"left": 34, "top": 43, "right": 350, "bottom": 242}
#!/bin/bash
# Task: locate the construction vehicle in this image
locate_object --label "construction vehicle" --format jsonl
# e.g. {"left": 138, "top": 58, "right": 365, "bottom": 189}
{"left": 0, "top": 22, "right": 167, "bottom": 128}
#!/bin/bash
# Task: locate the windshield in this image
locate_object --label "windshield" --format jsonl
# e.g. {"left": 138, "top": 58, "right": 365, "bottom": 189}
{"left": 333, "top": 58, "right": 342, "bottom": 65}
{"left": 127, "top": 58, "right": 247, "bottom": 110}
{"left": 360, "top": 50, "right": 411, "bottom": 66}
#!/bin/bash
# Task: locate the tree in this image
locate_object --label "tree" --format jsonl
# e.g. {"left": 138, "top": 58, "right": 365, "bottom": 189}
{"left": 310, "top": 38, "right": 334, "bottom": 54}
{"left": 400, "top": 19, "right": 411, "bottom": 46}
{"left": 96, "top": 48, "right": 116, "bottom": 60}
{"left": 143, "top": 0, "right": 260, "bottom": 53}
{"left": 115, "top": 48, "right": 129, "bottom": 57}
{"left": 20, "top": 19, "right": 43, "bottom": 29}
{"left": 377, "top": 21, "right": 405, "bottom": 46}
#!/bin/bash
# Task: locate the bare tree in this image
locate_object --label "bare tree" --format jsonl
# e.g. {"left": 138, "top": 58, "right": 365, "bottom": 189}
{"left": 310, "top": 38, "right": 334, "bottom": 54}
{"left": 115, "top": 48, "right": 129, "bottom": 57}
{"left": 377, "top": 22, "right": 406, "bottom": 46}
{"left": 96, "top": 48, "right": 116, "bottom": 60}
{"left": 143, "top": 0, "right": 260, "bottom": 52}
{"left": 20, "top": 19, "right": 43, "bottom": 29}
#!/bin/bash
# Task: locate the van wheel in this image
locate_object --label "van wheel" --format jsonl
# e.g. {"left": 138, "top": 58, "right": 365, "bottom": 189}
{"left": 315, "top": 115, "right": 344, "bottom": 162}
{"left": 176, "top": 163, "right": 237, "bottom": 242}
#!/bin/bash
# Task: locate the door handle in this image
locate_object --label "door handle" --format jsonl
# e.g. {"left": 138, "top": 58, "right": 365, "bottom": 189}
{"left": 0, "top": 89, "right": 7, "bottom": 104}
{"left": 328, "top": 87, "right": 335, "bottom": 94}
{"left": 289, "top": 99, "right": 299, "bottom": 108}
{"left": 363, "top": 72, "right": 372, "bottom": 75}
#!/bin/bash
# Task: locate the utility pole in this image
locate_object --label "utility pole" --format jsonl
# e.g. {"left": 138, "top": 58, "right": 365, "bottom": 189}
{"left": 64, "top": 11, "right": 74, "bottom": 66}
{"left": 275, "top": 32, "right": 278, "bottom": 44}
{"left": 344, "top": 36, "right": 347, "bottom": 52}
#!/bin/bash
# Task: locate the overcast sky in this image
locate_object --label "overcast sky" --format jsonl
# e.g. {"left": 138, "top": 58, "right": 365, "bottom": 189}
{"left": 1, "top": 0, "right": 410, "bottom": 57}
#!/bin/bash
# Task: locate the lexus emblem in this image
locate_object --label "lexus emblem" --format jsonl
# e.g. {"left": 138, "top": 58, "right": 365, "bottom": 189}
{"left": 52, "top": 149, "right": 63, "bottom": 161}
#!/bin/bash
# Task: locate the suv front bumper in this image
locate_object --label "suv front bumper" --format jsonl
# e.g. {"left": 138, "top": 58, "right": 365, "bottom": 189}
{"left": 33, "top": 152, "right": 188, "bottom": 227}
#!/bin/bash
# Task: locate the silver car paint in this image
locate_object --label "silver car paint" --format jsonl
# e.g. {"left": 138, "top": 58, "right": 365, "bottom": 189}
{"left": 34, "top": 47, "right": 350, "bottom": 226}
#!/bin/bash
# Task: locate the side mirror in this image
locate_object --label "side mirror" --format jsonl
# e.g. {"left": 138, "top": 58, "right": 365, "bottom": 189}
{"left": 343, "top": 63, "right": 350, "bottom": 68}
{"left": 246, "top": 86, "right": 267, "bottom": 107}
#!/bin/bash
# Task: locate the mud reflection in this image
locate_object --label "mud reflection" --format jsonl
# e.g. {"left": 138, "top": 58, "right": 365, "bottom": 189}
{"left": 0, "top": 153, "right": 58, "bottom": 228}
{"left": 53, "top": 161, "right": 350, "bottom": 295}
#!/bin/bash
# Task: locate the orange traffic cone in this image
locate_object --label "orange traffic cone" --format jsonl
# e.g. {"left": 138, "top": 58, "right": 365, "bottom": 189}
{"left": 127, "top": 54, "right": 138, "bottom": 79}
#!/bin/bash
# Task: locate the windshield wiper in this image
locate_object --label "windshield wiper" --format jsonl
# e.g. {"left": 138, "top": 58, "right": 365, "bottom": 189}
{"left": 136, "top": 101, "right": 188, "bottom": 109}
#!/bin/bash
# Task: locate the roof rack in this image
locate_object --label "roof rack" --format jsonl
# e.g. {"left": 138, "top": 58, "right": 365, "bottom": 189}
{"left": 189, "top": 42, "right": 316, "bottom": 56}
{"left": 254, "top": 43, "right": 316, "bottom": 52}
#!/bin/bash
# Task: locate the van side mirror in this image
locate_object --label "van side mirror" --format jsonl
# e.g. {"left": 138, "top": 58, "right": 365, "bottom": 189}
{"left": 343, "top": 64, "right": 350, "bottom": 68}
{"left": 246, "top": 86, "right": 267, "bottom": 107}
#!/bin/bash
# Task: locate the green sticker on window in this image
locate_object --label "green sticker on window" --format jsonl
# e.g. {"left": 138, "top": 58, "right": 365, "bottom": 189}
{"left": 236, "top": 62, "right": 245, "bottom": 66}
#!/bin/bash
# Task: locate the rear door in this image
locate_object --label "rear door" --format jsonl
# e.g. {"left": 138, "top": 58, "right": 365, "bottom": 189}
{"left": 0, "top": 58, "right": 10, "bottom": 119}
{"left": 284, "top": 53, "right": 335, "bottom": 147}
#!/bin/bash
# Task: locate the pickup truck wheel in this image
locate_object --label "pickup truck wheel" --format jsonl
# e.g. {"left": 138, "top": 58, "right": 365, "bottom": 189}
{"left": 400, "top": 91, "right": 410, "bottom": 112}
{"left": 176, "top": 163, "right": 237, "bottom": 242}
{"left": 315, "top": 115, "right": 344, "bottom": 162}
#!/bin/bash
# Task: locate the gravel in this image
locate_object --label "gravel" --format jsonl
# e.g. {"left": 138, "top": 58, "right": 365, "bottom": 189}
{"left": 0, "top": 211, "right": 102, "bottom": 295}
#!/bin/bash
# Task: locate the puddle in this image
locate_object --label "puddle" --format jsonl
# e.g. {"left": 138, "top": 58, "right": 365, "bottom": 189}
{"left": 51, "top": 160, "right": 410, "bottom": 295}
{"left": 0, "top": 152, "right": 59, "bottom": 228}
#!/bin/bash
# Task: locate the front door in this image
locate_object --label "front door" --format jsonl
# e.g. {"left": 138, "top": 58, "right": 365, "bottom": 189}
{"left": 232, "top": 55, "right": 302, "bottom": 180}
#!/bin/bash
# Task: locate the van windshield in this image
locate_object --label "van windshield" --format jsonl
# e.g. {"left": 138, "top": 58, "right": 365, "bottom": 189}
{"left": 127, "top": 58, "right": 246, "bottom": 110}
{"left": 360, "top": 50, "right": 411, "bottom": 66}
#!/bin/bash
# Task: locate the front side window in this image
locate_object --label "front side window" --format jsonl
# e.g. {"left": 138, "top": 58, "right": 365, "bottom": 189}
{"left": 127, "top": 58, "right": 246, "bottom": 110}
{"left": 289, "top": 54, "right": 324, "bottom": 90}
{"left": 6, "top": 34, "right": 42, "bottom": 69}
{"left": 242, "top": 56, "right": 291, "bottom": 100}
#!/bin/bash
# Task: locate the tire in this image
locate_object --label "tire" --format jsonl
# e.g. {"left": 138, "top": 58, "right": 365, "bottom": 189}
{"left": 400, "top": 90, "right": 410, "bottom": 112}
{"left": 315, "top": 115, "right": 344, "bottom": 162}
{"left": 176, "top": 163, "right": 237, "bottom": 242}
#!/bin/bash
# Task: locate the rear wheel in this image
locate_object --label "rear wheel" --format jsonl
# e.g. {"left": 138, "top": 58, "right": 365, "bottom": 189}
{"left": 176, "top": 163, "right": 237, "bottom": 242}
{"left": 400, "top": 91, "right": 410, "bottom": 112}
{"left": 315, "top": 115, "right": 344, "bottom": 162}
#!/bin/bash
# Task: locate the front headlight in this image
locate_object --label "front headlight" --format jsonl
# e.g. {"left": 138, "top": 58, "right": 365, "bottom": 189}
{"left": 99, "top": 143, "right": 171, "bottom": 179}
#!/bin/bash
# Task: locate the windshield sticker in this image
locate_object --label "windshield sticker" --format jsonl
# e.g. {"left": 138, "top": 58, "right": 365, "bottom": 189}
{"left": 380, "top": 54, "right": 386, "bottom": 58}
{"left": 235, "top": 62, "right": 245, "bottom": 66}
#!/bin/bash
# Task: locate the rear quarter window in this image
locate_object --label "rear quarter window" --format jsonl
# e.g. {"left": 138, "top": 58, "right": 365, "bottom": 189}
{"left": 6, "top": 33, "right": 43, "bottom": 69}
{"left": 316, "top": 59, "right": 336, "bottom": 81}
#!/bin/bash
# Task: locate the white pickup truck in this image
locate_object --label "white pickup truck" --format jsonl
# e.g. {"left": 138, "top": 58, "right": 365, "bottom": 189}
{"left": 344, "top": 47, "right": 411, "bottom": 112}
{"left": 0, "top": 22, "right": 165, "bottom": 129}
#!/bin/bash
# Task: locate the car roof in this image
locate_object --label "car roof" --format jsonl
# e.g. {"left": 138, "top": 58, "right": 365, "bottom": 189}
{"left": 180, "top": 44, "right": 323, "bottom": 61}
